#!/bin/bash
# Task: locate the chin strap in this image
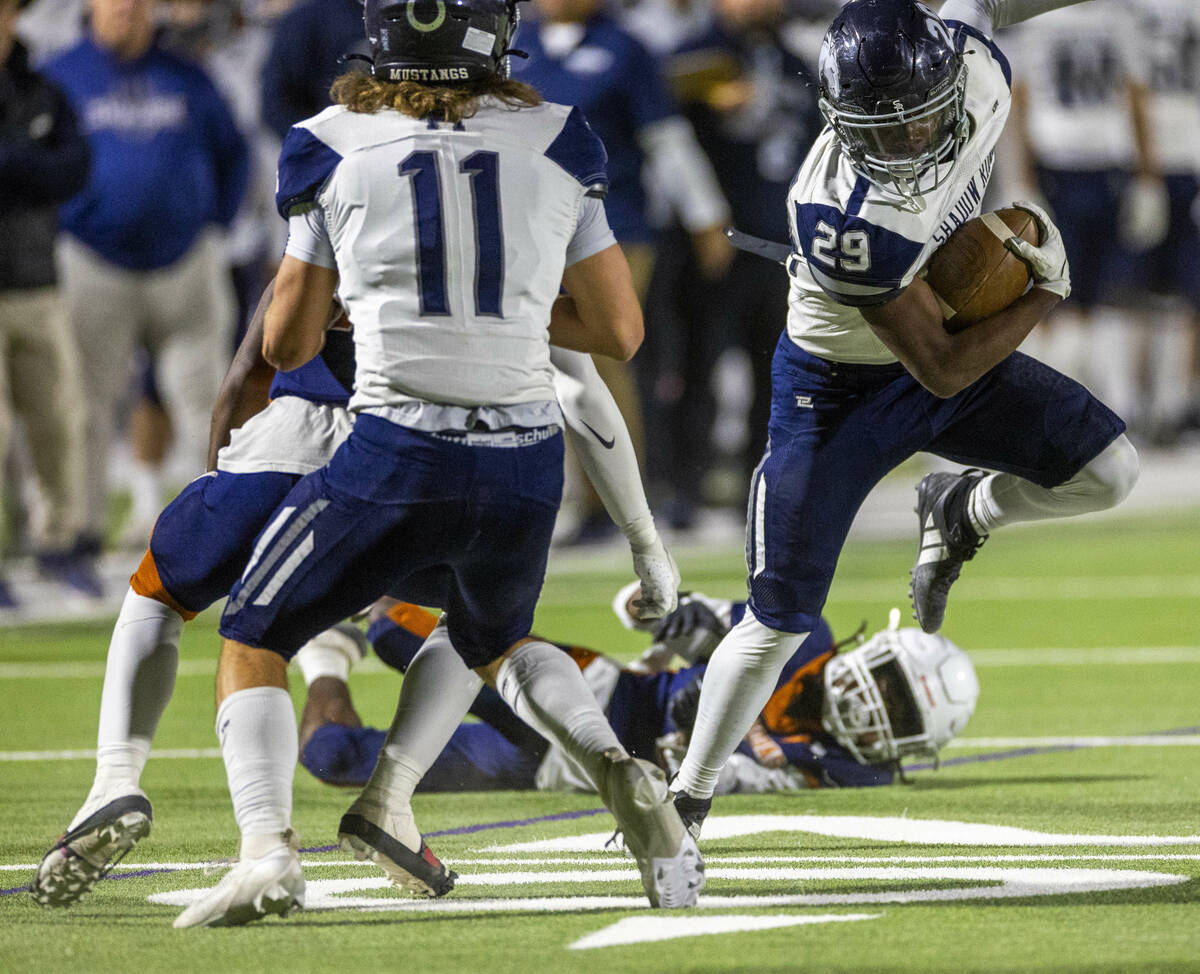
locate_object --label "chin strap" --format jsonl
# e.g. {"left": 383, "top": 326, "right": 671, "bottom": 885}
{"left": 339, "top": 51, "right": 375, "bottom": 71}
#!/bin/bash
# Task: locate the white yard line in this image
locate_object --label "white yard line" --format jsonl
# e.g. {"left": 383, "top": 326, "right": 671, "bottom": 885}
{"left": 6, "top": 852, "right": 1200, "bottom": 873}
{"left": 4, "top": 647, "right": 1200, "bottom": 681}
{"left": 0, "top": 747, "right": 221, "bottom": 761}
{"left": 948, "top": 736, "right": 1200, "bottom": 748}
{"left": 4, "top": 734, "right": 1199, "bottom": 763}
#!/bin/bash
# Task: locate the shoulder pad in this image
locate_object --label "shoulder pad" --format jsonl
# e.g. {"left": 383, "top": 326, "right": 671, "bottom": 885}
{"left": 544, "top": 106, "right": 609, "bottom": 192}
{"left": 946, "top": 19, "right": 1012, "bottom": 90}
{"left": 793, "top": 200, "right": 925, "bottom": 308}
{"left": 275, "top": 124, "right": 343, "bottom": 219}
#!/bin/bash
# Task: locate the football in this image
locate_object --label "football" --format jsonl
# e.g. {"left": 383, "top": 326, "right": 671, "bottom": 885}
{"left": 923, "top": 207, "right": 1041, "bottom": 333}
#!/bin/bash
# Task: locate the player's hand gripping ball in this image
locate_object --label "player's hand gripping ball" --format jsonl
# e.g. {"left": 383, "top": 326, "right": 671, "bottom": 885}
{"left": 923, "top": 206, "right": 1043, "bottom": 333}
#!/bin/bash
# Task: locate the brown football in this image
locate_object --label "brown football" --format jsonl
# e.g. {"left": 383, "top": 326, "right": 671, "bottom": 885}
{"left": 923, "top": 207, "right": 1041, "bottom": 333}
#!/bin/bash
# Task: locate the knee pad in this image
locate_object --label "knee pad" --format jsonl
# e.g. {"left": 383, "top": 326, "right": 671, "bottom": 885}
{"left": 1073, "top": 434, "right": 1139, "bottom": 511}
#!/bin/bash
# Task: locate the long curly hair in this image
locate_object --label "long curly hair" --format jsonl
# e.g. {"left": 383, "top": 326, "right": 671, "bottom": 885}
{"left": 330, "top": 72, "right": 542, "bottom": 123}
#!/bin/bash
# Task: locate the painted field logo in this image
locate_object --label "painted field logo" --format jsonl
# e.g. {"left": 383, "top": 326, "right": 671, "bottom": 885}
{"left": 146, "top": 815, "right": 1195, "bottom": 947}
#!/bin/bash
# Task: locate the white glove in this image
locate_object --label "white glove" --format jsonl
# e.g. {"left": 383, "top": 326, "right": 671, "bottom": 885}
{"left": 1004, "top": 200, "right": 1071, "bottom": 300}
{"left": 716, "top": 754, "right": 806, "bottom": 794}
{"left": 628, "top": 641, "right": 677, "bottom": 674}
{"left": 1118, "top": 175, "right": 1169, "bottom": 252}
{"left": 630, "top": 536, "right": 680, "bottom": 621}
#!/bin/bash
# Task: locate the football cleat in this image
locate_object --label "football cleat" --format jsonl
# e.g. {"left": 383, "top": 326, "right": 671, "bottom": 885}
{"left": 671, "top": 789, "right": 712, "bottom": 844}
{"left": 910, "top": 470, "right": 988, "bottom": 634}
{"left": 30, "top": 793, "right": 152, "bottom": 907}
{"left": 338, "top": 801, "right": 456, "bottom": 898}
{"left": 597, "top": 750, "right": 705, "bottom": 908}
{"left": 173, "top": 832, "right": 304, "bottom": 928}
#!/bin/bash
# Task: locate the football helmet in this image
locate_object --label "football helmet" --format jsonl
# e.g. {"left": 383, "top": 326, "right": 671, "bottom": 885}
{"left": 363, "top": 0, "right": 521, "bottom": 83}
{"left": 817, "top": 0, "right": 968, "bottom": 206}
{"left": 822, "top": 609, "right": 978, "bottom": 768}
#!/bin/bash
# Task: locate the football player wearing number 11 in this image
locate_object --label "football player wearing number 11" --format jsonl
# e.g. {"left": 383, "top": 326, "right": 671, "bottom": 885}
{"left": 670, "top": 0, "right": 1141, "bottom": 838}
{"left": 174, "top": 0, "right": 702, "bottom": 928}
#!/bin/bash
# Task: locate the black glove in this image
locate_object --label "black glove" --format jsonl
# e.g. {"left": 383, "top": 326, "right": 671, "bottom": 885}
{"left": 654, "top": 596, "right": 723, "bottom": 643}
{"left": 667, "top": 675, "right": 704, "bottom": 735}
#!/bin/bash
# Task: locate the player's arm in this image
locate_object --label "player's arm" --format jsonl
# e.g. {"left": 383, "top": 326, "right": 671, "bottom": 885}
{"left": 860, "top": 277, "right": 1058, "bottom": 397}
{"left": 938, "top": 0, "right": 1091, "bottom": 36}
{"left": 552, "top": 245, "right": 644, "bottom": 361}
{"left": 263, "top": 255, "right": 338, "bottom": 371}
{"left": 552, "top": 347, "right": 678, "bottom": 618}
{"left": 861, "top": 204, "right": 1070, "bottom": 398}
{"left": 267, "top": 124, "right": 343, "bottom": 370}
{"left": 206, "top": 280, "right": 277, "bottom": 470}
{"left": 1119, "top": 78, "right": 1169, "bottom": 251}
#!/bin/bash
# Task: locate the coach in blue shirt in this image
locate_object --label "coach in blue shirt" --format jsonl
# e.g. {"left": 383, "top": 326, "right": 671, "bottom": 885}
{"left": 42, "top": 0, "right": 249, "bottom": 548}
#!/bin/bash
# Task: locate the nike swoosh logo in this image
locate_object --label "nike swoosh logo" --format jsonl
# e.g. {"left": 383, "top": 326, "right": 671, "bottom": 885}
{"left": 581, "top": 421, "right": 615, "bottom": 450}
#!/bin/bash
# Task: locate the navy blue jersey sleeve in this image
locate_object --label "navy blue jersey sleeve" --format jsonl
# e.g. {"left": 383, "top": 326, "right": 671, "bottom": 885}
{"left": 544, "top": 106, "right": 609, "bottom": 197}
{"left": 793, "top": 198, "right": 925, "bottom": 307}
{"left": 775, "top": 734, "right": 894, "bottom": 787}
{"left": 275, "top": 124, "right": 343, "bottom": 219}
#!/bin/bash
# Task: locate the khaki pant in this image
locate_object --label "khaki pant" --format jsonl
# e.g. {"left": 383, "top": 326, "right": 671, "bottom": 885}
{"left": 0, "top": 286, "right": 87, "bottom": 549}
{"left": 57, "top": 233, "right": 235, "bottom": 527}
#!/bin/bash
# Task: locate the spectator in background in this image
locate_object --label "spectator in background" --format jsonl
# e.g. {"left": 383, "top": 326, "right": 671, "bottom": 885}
{"left": 259, "top": 0, "right": 363, "bottom": 139}
{"left": 514, "top": 0, "right": 730, "bottom": 540}
{"left": 1006, "top": 0, "right": 1164, "bottom": 431}
{"left": 647, "top": 0, "right": 822, "bottom": 523}
{"left": 1125, "top": 0, "right": 1200, "bottom": 443}
{"left": 0, "top": 0, "right": 100, "bottom": 602}
{"left": 42, "top": 0, "right": 248, "bottom": 553}
{"left": 165, "top": 0, "right": 290, "bottom": 338}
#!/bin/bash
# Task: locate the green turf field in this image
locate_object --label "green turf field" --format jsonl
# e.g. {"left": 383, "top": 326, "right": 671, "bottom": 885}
{"left": 2, "top": 510, "right": 1199, "bottom": 973}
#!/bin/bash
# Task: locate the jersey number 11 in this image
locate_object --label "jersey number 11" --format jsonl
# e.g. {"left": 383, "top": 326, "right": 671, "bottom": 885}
{"left": 399, "top": 149, "right": 505, "bottom": 318}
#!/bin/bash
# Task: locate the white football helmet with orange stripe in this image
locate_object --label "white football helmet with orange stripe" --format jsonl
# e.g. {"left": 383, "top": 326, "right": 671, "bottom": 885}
{"left": 822, "top": 609, "right": 978, "bottom": 768}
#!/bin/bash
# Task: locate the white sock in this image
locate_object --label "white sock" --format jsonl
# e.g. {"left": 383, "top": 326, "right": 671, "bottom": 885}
{"left": 675, "top": 613, "right": 806, "bottom": 800}
{"left": 495, "top": 640, "right": 624, "bottom": 788}
{"left": 216, "top": 686, "right": 297, "bottom": 849}
{"left": 967, "top": 434, "right": 1139, "bottom": 534}
{"left": 358, "top": 624, "right": 482, "bottom": 850}
{"left": 73, "top": 590, "right": 183, "bottom": 827}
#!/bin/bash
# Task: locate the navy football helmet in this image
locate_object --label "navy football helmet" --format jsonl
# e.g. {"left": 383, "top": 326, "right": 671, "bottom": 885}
{"left": 363, "top": 0, "right": 521, "bottom": 83}
{"left": 818, "top": 0, "right": 968, "bottom": 206}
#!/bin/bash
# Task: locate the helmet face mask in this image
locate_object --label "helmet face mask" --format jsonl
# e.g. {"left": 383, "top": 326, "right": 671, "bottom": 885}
{"left": 818, "top": 0, "right": 969, "bottom": 207}
{"left": 363, "top": 0, "right": 521, "bottom": 84}
{"left": 822, "top": 619, "right": 979, "bottom": 769}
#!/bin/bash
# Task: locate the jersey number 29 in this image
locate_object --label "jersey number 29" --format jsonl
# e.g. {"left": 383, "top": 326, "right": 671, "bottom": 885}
{"left": 811, "top": 220, "right": 872, "bottom": 273}
{"left": 399, "top": 149, "right": 505, "bottom": 317}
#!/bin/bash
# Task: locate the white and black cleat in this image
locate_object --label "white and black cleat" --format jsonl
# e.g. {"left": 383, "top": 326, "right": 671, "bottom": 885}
{"left": 30, "top": 794, "right": 153, "bottom": 907}
{"left": 671, "top": 789, "right": 712, "bottom": 844}
{"left": 338, "top": 812, "right": 456, "bottom": 898}
{"left": 910, "top": 470, "right": 988, "bottom": 634}
{"left": 598, "top": 750, "right": 705, "bottom": 908}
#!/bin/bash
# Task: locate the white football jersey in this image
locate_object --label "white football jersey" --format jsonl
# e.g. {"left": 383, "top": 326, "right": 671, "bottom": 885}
{"left": 1130, "top": 0, "right": 1200, "bottom": 174}
{"left": 276, "top": 98, "right": 610, "bottom": 414}
{"left": 784, "top": 22, "right": 1011, "bottom": 364}
{"left": 1004, "top": 1, "right": 1144, "bottom": 170}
